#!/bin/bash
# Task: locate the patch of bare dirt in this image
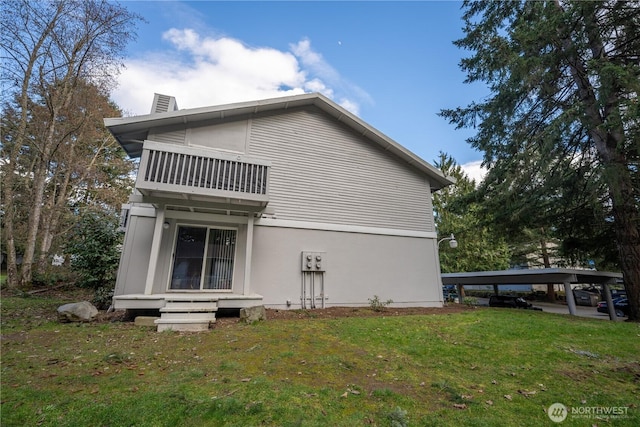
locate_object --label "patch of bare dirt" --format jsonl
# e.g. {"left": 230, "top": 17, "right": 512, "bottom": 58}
{"left": 3, "top": 285, "right": 474, "bottom": 329}
{"left": 265, "top": 305, "right": 471, "bottom": 320}
{"left": 95, "top": 310, "right": 128, "bottom": 323}
{"left": 212, "top": 304, "right": 473, "bottom": 327}
{"left": 615, "top": 362, "right": 640, "bottom": 383}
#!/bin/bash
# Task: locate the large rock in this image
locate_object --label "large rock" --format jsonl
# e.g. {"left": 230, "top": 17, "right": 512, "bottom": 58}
{"left": 57, "top": 301, "right": 99, "bottom": 322}
{"left": 239, "top": 305, "right": 266, "bottom": 323}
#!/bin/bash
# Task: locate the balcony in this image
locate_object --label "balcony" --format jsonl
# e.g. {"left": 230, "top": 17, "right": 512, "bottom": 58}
{"left": 136, "top": 141, "right": 270, "bottom": 207}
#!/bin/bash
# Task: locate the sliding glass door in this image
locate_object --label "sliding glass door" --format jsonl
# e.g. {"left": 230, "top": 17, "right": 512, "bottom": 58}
{"left": 170, "top": 226, "right": 236, "bottom": 290}
{"left": 203, "top": 229, "right": 236, "bottom": 290}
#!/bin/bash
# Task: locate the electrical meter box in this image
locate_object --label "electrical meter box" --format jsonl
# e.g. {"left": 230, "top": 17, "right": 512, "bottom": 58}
{"left": 301, "top": 251, "right": 326, "bottom": 272}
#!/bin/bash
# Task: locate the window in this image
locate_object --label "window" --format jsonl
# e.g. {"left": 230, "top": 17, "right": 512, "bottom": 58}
{"left": 170, "top": 226, "right": 236, "bottom": 290}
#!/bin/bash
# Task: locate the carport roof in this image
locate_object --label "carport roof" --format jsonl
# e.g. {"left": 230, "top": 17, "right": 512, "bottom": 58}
{"left": 441, "top": 268, "right": 622, "bottom": 285}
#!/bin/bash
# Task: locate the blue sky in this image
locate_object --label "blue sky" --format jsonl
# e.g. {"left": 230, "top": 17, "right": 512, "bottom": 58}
{"left": 113, "top": 0, "right": 489, "bottom": 180}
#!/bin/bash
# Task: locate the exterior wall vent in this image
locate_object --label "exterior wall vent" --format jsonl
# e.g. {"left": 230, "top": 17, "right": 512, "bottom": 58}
{"left": 151, "top": 93, "right": 179, "bottom": 114}
{"left": 118, "top": 204, "right": 131, "bottom": 232}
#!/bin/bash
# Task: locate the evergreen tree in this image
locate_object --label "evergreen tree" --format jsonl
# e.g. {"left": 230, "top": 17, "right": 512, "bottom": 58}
{"left": 433, "top": 153, "right": 510, "bottom": 273}
{"left": 441, "top": 1, "right": 640, "bottom": 320}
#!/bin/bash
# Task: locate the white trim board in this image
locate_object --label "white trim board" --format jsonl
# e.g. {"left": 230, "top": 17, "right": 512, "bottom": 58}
{"left": 255, "top": 217, "right": 436, "bottom": 238}
{"left": 130, "top": 206, "right": 157, "bottom": 217}
{"left": 164, "top": 210, "right": 250, "bottom": 224}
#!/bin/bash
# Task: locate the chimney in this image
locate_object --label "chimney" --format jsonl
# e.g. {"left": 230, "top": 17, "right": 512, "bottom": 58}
{"left": 151, "top": 93, "right": 179, "bottom": 114}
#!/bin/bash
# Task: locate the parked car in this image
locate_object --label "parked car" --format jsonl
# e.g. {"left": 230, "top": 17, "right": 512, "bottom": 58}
{"left": 489, "top": 295, "right": 534, "bottom": 309}
{"left": 610, "top": 289, "right": 627, "bottom": 299}
{"left": 596, "top": 297, "right": 629, "bottom": 317}
{"left": 573, "top": 289, "right": 600, "bottom": 307}
{"left": 442, "top": 285, "right": 458, "bottom": 302}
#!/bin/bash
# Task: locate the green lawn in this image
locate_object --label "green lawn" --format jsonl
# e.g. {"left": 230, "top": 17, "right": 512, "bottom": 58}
{"left": 1, "top": 294, "right": 638, "bottom": 426}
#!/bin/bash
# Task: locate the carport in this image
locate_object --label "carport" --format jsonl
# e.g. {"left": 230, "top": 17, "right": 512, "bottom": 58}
{"left": 441, "top": 268, "right": 624, "bottom": 321}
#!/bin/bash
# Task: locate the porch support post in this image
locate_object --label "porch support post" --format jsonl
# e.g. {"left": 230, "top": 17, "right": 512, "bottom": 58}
{"left": 144, "top": 206, "right": 165, "bottom": 295}
{"left": 243, "top": 214, "right": 254, "bottom": 295}
{"left": 602, "top": 280, "right": 618, "bottom": 321}
{"left": 563, "top": 280, "right": 577, "bottom": 316}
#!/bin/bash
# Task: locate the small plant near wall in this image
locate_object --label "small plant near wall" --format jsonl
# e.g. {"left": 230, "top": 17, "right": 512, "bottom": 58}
{"left": 368, "top": 295, "right": 393, "bottom": 312}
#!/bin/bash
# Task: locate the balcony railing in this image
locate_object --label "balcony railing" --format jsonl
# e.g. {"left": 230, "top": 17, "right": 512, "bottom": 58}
{"left": 136, "top": 141, "right": 270, "bottom": 205}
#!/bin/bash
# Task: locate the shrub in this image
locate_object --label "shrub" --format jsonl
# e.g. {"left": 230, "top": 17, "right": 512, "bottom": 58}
{"left": 65, "top": 211, "right": 122, "bottom": 290}
{"left": 92, "top": 285, "right": 115, "bottom": 310}
{"left": 368, "top": 295, "right": 393, "bottom": 312}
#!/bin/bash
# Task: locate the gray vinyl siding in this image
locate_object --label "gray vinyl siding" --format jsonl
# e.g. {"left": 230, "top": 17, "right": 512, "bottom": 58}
{"left": 114, "top": 215, "right": 154, "bottom": 296}
{"left": 248, "top": 107, "right": 434, "bottom": 232}
{"left": 148, "top": 124, "right": 187, "bottom": 145}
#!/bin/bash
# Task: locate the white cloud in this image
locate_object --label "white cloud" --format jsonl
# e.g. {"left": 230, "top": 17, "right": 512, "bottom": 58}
{"left": 290, "top": 38, "right": 340, "bottom": 83}
{"left": 338, "top": 98, "right": 360, "bottom": 114}
{"left": 461, "top": 160, "right": 488, "bottom": 185}
{"left": 291, "top": 38, "right": 373, "bottom": 112}
{"left": 112, "top": 29, "right": 367, "bottom": 116}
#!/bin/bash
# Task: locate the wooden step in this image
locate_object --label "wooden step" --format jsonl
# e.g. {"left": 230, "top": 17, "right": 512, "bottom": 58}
{"left": 158, "top": 312, "right": 216, "bottom": 321}
{"left": 155, "top": 317, "right": 215, "bottom": 332}
{"left": 155, "top": 319, "right": 213, "bottom": 332}
{"left": 164, "top": 295, "right": 219, "bottom": 303}
{"left": 161, "top": 302, "right": 218, "bottom": 312}
{"left": 155, "top": 297, "right": 219, "bottom": 332}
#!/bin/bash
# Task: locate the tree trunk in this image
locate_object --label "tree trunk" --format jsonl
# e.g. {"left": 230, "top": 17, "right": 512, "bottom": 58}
{"left": 20, "top": 64, "right": 78, "bottom": 285}
{"left": 37, "top": 168, "right": 73, "bottom": 274}
{"left": 607, "top": 160, "right": 640, "bottom": 321}
{"left": 37, "top": 212, "right": 57, "bottom": 274}
{"left": 35, "top": 131, "right": 107, "bottom": 274}
{"left": 20, "top": 155, "right": 49, "bottom": 285}
{"left": 2, "top": 142, "right": 21, "bottom": 287}
{"left": 540, "top": 235, "right": 556, "bottom": 302}
{"left": 3, "top": 186, "right": 20, "bottom": 288}
{"left": 554, "top": 3, "right": 640, "bottom": 321}
{"left": 1, "top": 1, "right": 64, "bottom": 288}
{"left": 20, "top": 101, "right": 62, "bottom": 285}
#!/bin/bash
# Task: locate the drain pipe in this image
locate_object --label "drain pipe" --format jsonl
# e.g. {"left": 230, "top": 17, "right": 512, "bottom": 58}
{"left": 301, "top": 273, "right": 306, "bottom": 309}
{"left": 310, "top": 271, "right": 315, "bottom": 309}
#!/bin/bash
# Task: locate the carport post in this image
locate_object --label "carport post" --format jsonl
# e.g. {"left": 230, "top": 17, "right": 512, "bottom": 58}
{"left": 602, "top": 281, "right": 618, "bottom": 321}
{"left": 563, "top": 281, "right": 577, "bottom": 316}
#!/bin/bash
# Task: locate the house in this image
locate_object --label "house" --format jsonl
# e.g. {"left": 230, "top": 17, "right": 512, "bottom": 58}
{"left": 104, "top": 93, "right": 454, "bottom": 330}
